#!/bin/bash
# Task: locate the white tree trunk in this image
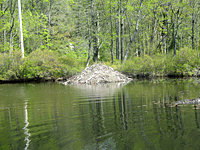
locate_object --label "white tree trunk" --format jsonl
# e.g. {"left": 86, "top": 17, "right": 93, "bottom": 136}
{"left": 18, "top": 0, "right": 24, "bottom": 58}
{"left": 123, "top": 0, "right": 143, "bottom": 65}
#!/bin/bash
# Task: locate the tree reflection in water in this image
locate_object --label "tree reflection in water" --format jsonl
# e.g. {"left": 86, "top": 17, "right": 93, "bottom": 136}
{"left": 23, "top": 101, "right": 31, "bottom": 150}
{"left": 1, "top": 81, "right": 200, "bottom": 149}
{"left": 76, "top": 81, "right": 200, "bottom": 149}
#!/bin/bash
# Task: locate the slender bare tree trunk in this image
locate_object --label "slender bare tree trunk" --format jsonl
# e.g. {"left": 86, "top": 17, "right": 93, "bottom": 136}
{"left": 121, "top": 8, "right": 124, "bottom": 61}
{"left": 166, "top": 16, "right": 169, "bottom": 53}
{"left": 10, "top": 21, "right": 13, "bottom": 55}
{"left": 197, "top": 16, "right": 199, "bottom": 58}
{"left": 124, "top": 10, "right": 131, "bottom": 41}
{"left": 174, "top": 9, "right": 180, "bottom": 57}
{"left": 1, "top": 2, "right": 7, "bottom": 52}
{"left": 18, "top": 0, "right": 24, "bottom": 58}
{"left": 47, "top": 0, "right": 53, "bottom": 49}
{"left": 192, "top": 9, "right": 195, "bottom": 49}
{"left": 110, "top": 1, "right": 114, "bottom": 64}
{"left": 86, "top": 10, "right": 91, "bottom": 67}
{"left": 91, "top": 0, "right": 98, "bottom": 63}
{"left": 9, "top": 0, "right": 16, "bottom": 55}
{"left": 123, "top": 0, "right": 143, "bottom": 65}
{"left": 115, "top": 18, "right": 119, "bottom": 59}
{"left": 4, "top": 19, "right": 6, "bottom": 52}
{"left": 150, "top": 9, "right": 157, "bottom": 55}
{"left": 173, "top": 14, "right": 176, "bottom": 57}
{"left": 142, "top": 35, "right": 145, "bottom": 56}
{"left": 86, "top": 39, "right": 92, "bottom": 67}
{"left": 145, "top": 33, "right": 149, "bottom": 55}
{"left": 97, "top": 11, "right": 100, "bottom": 59}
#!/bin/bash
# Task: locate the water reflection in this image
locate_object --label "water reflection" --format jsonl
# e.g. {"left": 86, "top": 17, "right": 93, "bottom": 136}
{"left": 118, "top": 88, "right": 129, "bottom": 130}
{"left": 23, "top": 101, "right": 31, "bottom": 150}
{"left": 75, "top": 81, "right": 200, "bottom": 149}
{"left": 73, "top": 83, "right": 129, "bottom": 149}
{"left": 195, "top": 107, "right": 200, "bottom": 129}
{"left": 1, "top": 81, "right": 200, "bottom": 149}
{"left": 72, "top": 83, "right": 126, "bottom": 97}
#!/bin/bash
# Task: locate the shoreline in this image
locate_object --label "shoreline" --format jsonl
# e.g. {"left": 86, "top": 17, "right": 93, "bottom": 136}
{"left": 0, "top": 77, "right": 67, "bottom": 84}
{"left": 0, "top": 73, "right": 198, "bottom": 84}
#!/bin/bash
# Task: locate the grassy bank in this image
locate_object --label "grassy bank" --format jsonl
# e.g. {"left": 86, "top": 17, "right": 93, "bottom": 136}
{"left": 0, "top": 47, "right": 199, "bottom": 82}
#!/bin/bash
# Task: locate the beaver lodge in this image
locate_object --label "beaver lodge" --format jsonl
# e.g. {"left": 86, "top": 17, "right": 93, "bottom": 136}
{"left": 63, "top": 64, "right": 132, "bottom": 85}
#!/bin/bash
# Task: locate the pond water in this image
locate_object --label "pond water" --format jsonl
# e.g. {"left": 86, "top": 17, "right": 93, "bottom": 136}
{"left": 0, "top": 79, "right": 200, "bottom": 150}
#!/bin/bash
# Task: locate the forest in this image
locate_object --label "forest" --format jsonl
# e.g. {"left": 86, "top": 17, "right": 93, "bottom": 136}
{"left": 0, "top": 0, "right": 200, "bottom": 81}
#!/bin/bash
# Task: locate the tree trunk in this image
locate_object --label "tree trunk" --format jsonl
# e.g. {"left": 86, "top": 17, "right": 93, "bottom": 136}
{"left": 3, "top": 16, "right": 6, "bottom": 52}
{"left": 9, "top": 0, "right": 16, "bottom": 55}
{"left": 197, "top": 16, "right": 199, "bottom": 58}
{"left": 110, "top": 1, "right": 114, "bottom": 64}
{"left": 86, "top": 39, "right": 92, "bottom": 67}
{"left": 161, "top": 13, "right": 168, "bottom": 54}
{"left": 142, "top": 35, "right": 145, "bottom": 56}
{"left": 145, "top": 33, "right": 149, "bottom": 55}
{"left": 192, "top": 10, "right": 195, "bottom": 49}
{"left": 47, "top": 0, "right": 53, "bottom": 49}
{"left": 86, "top": 9, "right": 91, "bottom": 67}
{"left": 1, "top": 3, "right": 6, "bottom": 52}
{"left": 115, "top": 1, "right": 121, "bottom": 60}
{"left": 150, "top": 9, "right": 157, "bottom": 55}
{"left": 18, "top": 0, "right": 24, "bottom": 58}
{"left": 121, "top": 12, "right": 124, "bottom": 61}
{"left": 97, "top": 11, "right": 100, "bottom": 59}
{"left": 91, "top": 0, "right": 98, "bottom": 63}
{"left": 174, "top": 9, "right": 180, "bottom": 57}
{"left": 115, "top": 18, "right": 119, "bottom": 59}
{"left": 10, "top": 18, "right": 13, "bottom": 55}
{"left": 124, "top": 10, "right": 131, "bottom": 41}
{"left": 173, "top": 14, "right": 176, "bottom": 57}
{"left": 92, "top": 21, "right": 98, "bottom": 63}
{"left": 166, "top": 15, "right": 169, "bottom": 53}
{"left": 123, "top": 0, "right": 143, "bottom": 65}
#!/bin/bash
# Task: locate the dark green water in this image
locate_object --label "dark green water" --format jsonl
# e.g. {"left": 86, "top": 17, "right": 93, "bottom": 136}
{"left": 0, "top": 79, "right": 200, "bottom": 150}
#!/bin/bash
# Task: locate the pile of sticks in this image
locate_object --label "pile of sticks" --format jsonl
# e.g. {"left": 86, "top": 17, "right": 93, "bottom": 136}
{"left": 64, "top": 64, "right": 132, "bottom": 85}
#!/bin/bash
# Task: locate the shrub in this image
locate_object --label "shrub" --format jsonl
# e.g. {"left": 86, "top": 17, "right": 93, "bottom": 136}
{"left": 0, "top": 49, "right": 86, "bottom": 80}
{"left": 172, "top": 48, "right": 199, "bottom": 75}
{"left": 18, "top": 49, "right": 66, "bottom": 79}
{"left": 0, "top": 51, "right": 23, "bottom": 80}
{"left": 121, "top": 47, "right": 199, "bottom": 77}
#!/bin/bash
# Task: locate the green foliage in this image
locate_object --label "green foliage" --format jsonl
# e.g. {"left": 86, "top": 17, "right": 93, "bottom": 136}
{"left": 173, "top": 47, "right": 198, "bottom": 75}
{"left": 103, "top": 58, "right": 122, "bottom": 70}
{"left": 153, "top": 53, "right": 175, "bottom": 75}
{"left": 59, "top": 52, "right": 86, "bottom": 76}
{"left": 141, "top": 55, "right": 154, "bottom": 73}
{"left": 18, "top": 49, "right": 63, "bottom": 79}
{"left": 1, "top": 0, "right": 200, "bottom": 80}
{"left": 123, "top": 55, "right": 154, "bottom": 74}
{"left": 0, "top": 49, "right": 86, "bottom": 81}
{"left": 123, "top": 57, "right": 142, "bottom": 73}
{"left": 0, "top": 50, "right": 23, "bottom": 80}
{"left": 122, "top": 47, "right": 199, "bottom": 77}
{"left": 22, "top": 11, "right": 50, "bottom": 54}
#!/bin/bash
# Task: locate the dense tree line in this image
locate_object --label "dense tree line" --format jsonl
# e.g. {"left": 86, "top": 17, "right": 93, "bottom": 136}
{"left": 1, "top": 0, "right": 200, "bottom": 61}
{"left": 0, "top": 0, "right": 200, "bottom": 80}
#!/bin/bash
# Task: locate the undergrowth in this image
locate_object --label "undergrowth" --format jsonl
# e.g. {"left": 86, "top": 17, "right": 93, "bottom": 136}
{"left": 0, "top": 47, "right": 199, "bottom": 81}
{"left": 120, "top": 47, "right": 199, "bottom": 76}
{"left": 0, "top": 49, "right": 85, "bottom": 80}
